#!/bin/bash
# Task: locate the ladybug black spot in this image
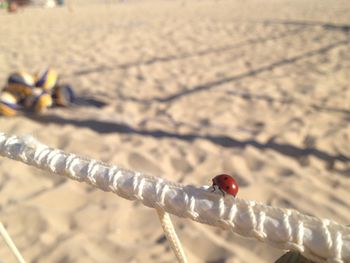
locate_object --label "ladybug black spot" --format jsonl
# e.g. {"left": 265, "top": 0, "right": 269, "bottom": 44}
{"left": 226, "top": 186, "right": 230, "bottom": 190}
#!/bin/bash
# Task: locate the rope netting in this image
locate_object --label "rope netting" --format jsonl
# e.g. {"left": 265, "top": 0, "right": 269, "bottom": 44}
{"left": 0, "top": 133, "right": 349, "bottom": 263}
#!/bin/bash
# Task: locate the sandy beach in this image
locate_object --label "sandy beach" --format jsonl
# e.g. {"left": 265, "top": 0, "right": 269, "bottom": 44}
{"left": 0, "top": 0, "right": 349, "bottom": 262}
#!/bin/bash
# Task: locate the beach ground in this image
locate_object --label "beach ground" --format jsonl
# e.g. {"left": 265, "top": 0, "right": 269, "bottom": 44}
{"left": 0, "top": 0, "right": 349, "bottom": 262}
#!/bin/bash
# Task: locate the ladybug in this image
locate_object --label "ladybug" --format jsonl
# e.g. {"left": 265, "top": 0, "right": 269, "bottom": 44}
{"left": 211, "top": 174, "right": 239, "bottom": 197}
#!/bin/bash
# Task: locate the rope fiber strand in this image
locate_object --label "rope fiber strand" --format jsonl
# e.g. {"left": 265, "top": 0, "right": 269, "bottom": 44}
{"left": 0, "top": 133, "right": 349, "bottom": 263}
{"left": 0, "top": 222, "right": 26, "bottom": 263}
{"left": 156, "top": 208, "right": 188, "bottom": 263}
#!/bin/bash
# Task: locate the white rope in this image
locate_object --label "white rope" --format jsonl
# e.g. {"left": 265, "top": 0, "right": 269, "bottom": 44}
{"left": 0, "top": 222, "right": 26, "bottom": 263}
{"left": 156, "top": 208, "right": 188, "bottom": 263}
{"left": 0, "top": 133, "right": 349, "bottom": 263}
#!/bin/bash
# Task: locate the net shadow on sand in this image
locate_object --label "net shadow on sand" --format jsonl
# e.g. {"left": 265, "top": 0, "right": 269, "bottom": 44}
{"left": 117, "top": 38, "right": 349, "bottom": 104}
{"left": 27, "top": 114, "right": 350, "bottom": 172}
{"left": 259, "top": 19, "right": 350, "bottom": 33}
{"left": 69, "top": 27, "right": 306, "bottom": 77}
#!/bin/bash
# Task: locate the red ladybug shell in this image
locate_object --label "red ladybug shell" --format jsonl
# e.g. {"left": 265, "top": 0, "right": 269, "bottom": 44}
{"left": 212, "top": 174, "right": 239, "bottom": 197}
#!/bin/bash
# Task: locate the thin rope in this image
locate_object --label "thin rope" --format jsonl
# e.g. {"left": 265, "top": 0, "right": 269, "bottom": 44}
{"left": 156, "top": 208, "right": 188, "bottom": 263}
{"left": 0, "top": 133, "right": 349, "bottom": 263}
{"left": 0, "top": 222, "right": 26, "bottom": 263}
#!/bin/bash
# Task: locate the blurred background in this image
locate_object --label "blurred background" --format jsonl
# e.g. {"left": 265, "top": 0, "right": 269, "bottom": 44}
{"left": 0, "top": 0, "right": 349, "bottom": 262}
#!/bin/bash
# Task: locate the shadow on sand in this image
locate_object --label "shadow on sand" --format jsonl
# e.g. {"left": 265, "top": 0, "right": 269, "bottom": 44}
{"left": 117, "top": 38, "right": 349, "bottom": 104}
{"left": 69, "top": 27, "right": 305, "bottom": 77}
{"left": 43, "top": 21, "right": 350, "bottom": 174}
{"left": 260, "top": 19, "right": 350, "bottom": 33}
{"left": 28, "top": 114, "right": 350, "bottom": 170}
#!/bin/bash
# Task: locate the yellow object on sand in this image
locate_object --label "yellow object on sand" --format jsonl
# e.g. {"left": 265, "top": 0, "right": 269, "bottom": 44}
{"left": 35, "top": 68, "right": 58, "bottom": 91}
{"left": 24, "top": 88, "right": 53, "bottom": 113}
{"left": 0, "top": 91, "right": 18, "bottom": 116}
{"left": 6, "top": 71, "right": 35, "bottom": 97}
{"left": 35, "top": 93, "right": 53, "bottom": 113}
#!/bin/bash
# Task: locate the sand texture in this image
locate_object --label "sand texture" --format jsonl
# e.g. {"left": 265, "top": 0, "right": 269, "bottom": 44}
{"left": 0, "top": 0, "right": 349, "bottom": 262}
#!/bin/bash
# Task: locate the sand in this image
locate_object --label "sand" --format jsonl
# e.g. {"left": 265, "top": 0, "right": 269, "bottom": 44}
{"left": 0, "top": 0, "right": 349, "bottom": 262}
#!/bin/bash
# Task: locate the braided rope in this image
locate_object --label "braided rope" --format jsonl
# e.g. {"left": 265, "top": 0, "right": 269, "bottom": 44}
{"left": 0, "top": 133, "right": 349, "bottom": 263}
{"left": 156, "top": 208, "right": 188, "bottom": 263}
{"left": 0, "top": 222, "right": 26, "bottom": 263}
